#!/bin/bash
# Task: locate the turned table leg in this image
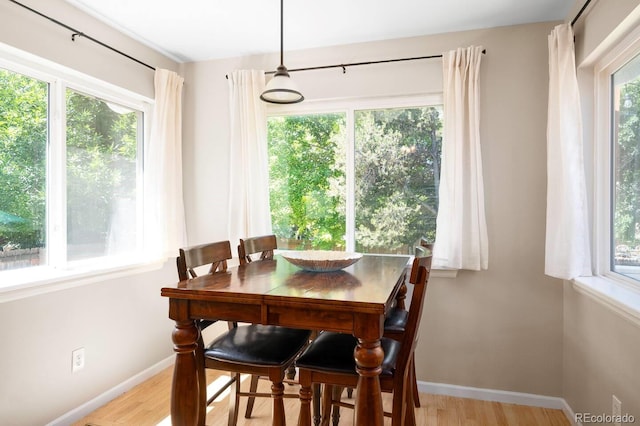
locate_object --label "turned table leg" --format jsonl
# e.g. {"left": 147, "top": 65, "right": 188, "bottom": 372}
{"left": 353, "top": 336, "right": 384, "bottom": 426}
{"left": 171, "top": 319, "right": 200, "bottom": 425}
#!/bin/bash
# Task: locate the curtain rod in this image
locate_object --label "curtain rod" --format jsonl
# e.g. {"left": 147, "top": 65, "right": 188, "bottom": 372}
{"left": 225, "top": 49, "right": 487, "bottom": 79}
{"left": 571, "top": 0, "right": 593, "bottom": 26}
{"left": 8, "top": 0, "right": 156, "bottom": 71}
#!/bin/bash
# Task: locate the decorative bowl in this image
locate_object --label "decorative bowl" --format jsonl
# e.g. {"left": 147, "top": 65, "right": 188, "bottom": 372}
{"left": 281, "top": 250, "right": 363, "bottom": 272}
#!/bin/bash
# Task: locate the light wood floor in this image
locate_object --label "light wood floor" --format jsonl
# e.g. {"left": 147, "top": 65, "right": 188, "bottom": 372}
{"left": 73, "top": 366, "right": 570, "bottom": 426}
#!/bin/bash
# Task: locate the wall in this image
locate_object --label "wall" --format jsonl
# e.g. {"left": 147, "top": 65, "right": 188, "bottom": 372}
{"left": 564, "top": 0, "right": 640, "bottom": 421}
{"left": 182, "top": 21, "right": 565, "bottom": 397}
{"left": 0, "top": 1, "right": 181, "bottom": 425}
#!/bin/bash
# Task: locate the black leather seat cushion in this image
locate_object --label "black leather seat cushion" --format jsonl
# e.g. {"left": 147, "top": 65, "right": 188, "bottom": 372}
{"left": 204, "top": 325, "right": 311, "bottom": 366}
{"left": 295, "top": 331, "right": 400, "bottom": 376}
{"left": 383, "top": 307, "right": 408, "bottom": 332}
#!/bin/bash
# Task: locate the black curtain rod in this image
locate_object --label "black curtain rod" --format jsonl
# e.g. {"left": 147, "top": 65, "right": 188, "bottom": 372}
{"left": 226, "top": 49, "right": 486, "bottom": 79}
{"left": 571, "top": 0, "right": 593, "bottom": 26}
{"left": 8, "top": 0, "right": 156, "bottom": 71}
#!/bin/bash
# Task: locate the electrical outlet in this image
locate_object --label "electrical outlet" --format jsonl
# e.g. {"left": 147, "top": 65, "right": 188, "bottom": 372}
{"left": 72, "top": 347, "right": 85, "bottom": 373}
{"left": 612, "top": 395, "right": 622, "bottom": 426}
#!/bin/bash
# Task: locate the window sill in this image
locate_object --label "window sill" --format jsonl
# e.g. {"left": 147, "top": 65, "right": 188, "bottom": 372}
{"left": 0, "top": 258, "right": 166, "bottom": 303}
{"left": 431, "top": 267, "right": 459, "bottom": 278}
{"left": 572, "top": 275, "right": 640, "bottom": 326}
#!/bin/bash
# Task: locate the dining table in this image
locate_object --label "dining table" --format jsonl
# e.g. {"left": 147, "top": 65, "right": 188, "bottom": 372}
{"left": 161, "top": 252, "right": 410, "bottom": 426}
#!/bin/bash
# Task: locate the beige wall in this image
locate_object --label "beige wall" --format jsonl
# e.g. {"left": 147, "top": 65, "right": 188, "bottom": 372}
{"left": 183, "top": 21, "right": 564, "bottom": 397}
{"left": 564, "top": 0, "right": 640, "bottom": 421}
{"left": 0, "top": 1, "right": 180, "bottom": 425}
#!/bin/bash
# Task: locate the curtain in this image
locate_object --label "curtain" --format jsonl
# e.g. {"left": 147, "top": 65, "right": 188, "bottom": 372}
{"left": 227, "top": 70, "right": 273, "bottom": 247}
{"left": 434, "top": 46, "right": 489, "bottom": 271}
{"left": 144, "top": 68, "right": 187, "bottom": 259}
{"left": 545, "top": 24, "right": 592, "bottom": 279}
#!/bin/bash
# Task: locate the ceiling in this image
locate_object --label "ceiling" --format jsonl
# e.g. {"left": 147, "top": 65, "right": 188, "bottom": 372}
{"left": 64, "top": 0, "right": 575, "bottom": 63}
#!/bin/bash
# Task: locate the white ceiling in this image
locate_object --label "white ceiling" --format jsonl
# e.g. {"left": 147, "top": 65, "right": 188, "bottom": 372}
{"left": 64, "top": 0, "right": 575, "bottom": 63}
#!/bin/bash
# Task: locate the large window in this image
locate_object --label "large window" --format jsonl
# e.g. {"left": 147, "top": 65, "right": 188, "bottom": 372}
{"left": 0, "top": 61, "right": 145, "bottom": 275}
{"left": 267, "top": 97, "right": 442, "bottom": 255}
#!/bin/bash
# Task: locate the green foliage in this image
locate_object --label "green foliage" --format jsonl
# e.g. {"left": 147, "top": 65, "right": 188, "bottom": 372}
{"left": 0, "top": 70, "right": 138, "bottom": 256}
{"left": 268, "top": 114, "right": 346, "bottom": 250}
{"left": 615, "top": 80, "right": 640, "bottom": 248}
{"left": 65, "top": 91, "right": 138, "bottom": 250}
{"left": 0, "top": 69, "right": 47, "bottom": 248}
{"left": 354, "top": 107, "right": 441, "bottom": 254}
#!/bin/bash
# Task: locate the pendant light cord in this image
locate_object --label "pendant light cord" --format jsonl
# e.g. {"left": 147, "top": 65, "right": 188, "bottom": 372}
{"left": 279, "top": 0, "right": 284, "bottom": 66}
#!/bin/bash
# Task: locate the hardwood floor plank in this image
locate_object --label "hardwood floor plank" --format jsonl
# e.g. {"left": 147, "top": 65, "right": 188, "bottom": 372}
{"left": 73, "top": 366, "right": 570, "bottom": 426}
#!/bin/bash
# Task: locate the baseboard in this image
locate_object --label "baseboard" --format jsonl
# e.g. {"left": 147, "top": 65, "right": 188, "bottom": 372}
{"left": 418, "top": 381, "right": 580, "bottom": 425}
{"left": 46, "top": 355, "right": 175, "bottom": 426}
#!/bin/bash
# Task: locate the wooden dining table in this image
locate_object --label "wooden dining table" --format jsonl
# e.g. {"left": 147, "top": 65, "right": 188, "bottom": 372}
{"left": 161, "top": 253, "right": 410, "bottom": 426}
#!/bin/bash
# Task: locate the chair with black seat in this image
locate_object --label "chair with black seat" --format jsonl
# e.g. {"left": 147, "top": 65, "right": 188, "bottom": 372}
{"left": 341, "top": 241, "right": 431, "bottom": 407}
{"left": 177, "top": 240, "right": 242, "bottom": 424}
{"left": 383, "top": 241, "right": 432, "bottom": 408}
{"left": 238, "top": 234, "right": 277, "bottom": 264}
{"left": 295, "top": 251, "right": 433, "bottom": 426}
{"left": 178, "top": 240, "right": 311, "bottom": 426}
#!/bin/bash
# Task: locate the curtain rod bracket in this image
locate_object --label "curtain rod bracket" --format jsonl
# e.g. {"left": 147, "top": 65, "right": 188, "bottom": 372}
{"left": 71, "top": 32, "right": 84, "bottom": 42}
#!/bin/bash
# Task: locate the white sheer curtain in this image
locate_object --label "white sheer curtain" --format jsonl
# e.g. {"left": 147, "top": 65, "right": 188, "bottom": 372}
{"left": 434, "top": 46, "right": 488, "bottom": 271}
{"left": 227, "top": 70, "right": 273, "bottom": 247}
{"left": 144, "top": 68, "right": 187, "bottom": 259}
{"left": 545, "top": 24, "right": 592, "bottom": 279}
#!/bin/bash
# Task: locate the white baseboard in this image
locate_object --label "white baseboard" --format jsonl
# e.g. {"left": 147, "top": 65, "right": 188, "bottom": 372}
{"left": 418, "top": 381, "right": 580, "bottom": 425}
{"left": 46, "top": 355, "right": 175, "bottom": 426}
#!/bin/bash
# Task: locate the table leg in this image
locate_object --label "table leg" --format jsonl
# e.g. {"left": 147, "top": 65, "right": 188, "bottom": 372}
{"left": 353, "top": 336, "right": 384, "bottom": 426}
{"left": 171, "top": 318, "right": 201, "bottom": 426}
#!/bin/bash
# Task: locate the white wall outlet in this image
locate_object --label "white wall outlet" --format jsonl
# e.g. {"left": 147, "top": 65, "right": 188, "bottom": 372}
{"left": 72, "top": 347, "right": 85, "bottom": 373}
{"left": 612, "top": 395, "right": 622, "bottom": 426}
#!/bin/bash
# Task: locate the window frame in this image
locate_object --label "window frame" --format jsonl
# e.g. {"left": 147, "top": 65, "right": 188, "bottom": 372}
{"left": 594, "top": 27, "right": 640, "bottom": 290}
{"left": 266, "top": 93, "right": 444, "bottom": 254}
{"left": 573, "top": 24, "right": 640, "bottom": 325}
{"left": 0, "top": 43, "right": 158, "bottom": 299}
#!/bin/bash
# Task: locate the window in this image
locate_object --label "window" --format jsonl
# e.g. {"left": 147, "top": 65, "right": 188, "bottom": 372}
{"left": 0, "top": 58, "right": 147, "bottom": 276}
{"left": 267, "top": 96, "right": 442, "bottom": 255}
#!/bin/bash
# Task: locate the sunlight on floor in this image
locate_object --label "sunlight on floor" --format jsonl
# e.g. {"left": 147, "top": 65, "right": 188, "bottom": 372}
{"left": 155, "top": 374, "right": 251, "bottom": 426}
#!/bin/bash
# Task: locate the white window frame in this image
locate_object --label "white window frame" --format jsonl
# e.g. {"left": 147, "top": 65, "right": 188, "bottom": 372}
{"left": 573, "top": 26, "right": 640, "bottom": 325}
{"left": 0, "top": 43, "right": 160, "bottom": 301}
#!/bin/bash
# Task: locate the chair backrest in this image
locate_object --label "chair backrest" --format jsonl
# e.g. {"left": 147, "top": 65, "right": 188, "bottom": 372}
{"left": 177, "top": 240, "right": 233, "bottom": 281}
{"left": 238, "top": 234, "right": 277, "bottom": 265}
{"left": 408, "top": 244, "right": 432, "bottom": 284}
{"left": 396, "top": 252, "right": 432, "bottom": 375}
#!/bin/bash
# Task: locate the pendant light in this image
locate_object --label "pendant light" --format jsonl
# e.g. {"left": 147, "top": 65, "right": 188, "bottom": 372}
{"left": 260, "top": 0, "right": 304, "bottom": 104}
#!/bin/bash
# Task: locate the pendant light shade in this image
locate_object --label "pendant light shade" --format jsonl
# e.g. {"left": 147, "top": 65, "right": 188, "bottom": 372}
{"left": 260, "top": 0, "right": 303, "bottom": 104}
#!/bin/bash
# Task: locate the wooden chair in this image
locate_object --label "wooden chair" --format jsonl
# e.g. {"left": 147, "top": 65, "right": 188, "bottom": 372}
{"left": 238, "top": 234, "right": 277, "bottom": 264}
{"left": 177, "top": 240, "right": 239, "bottom": 424}
{"left": 178, "top": 240, "right": 311, "bottom": 426}
{"left": 341, "top": 241, "right": 432, "bottom": 408}
{"left": 295, "top": 252, "right": 433, "bottom": 426}
{"left": 383, "top": 242, "right": 433, "bottom": 408}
